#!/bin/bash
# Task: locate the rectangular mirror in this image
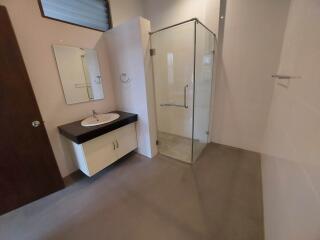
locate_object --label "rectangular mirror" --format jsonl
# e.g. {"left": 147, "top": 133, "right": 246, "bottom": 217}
{"left": 53, "top": 45, "right": 104, "bottom": 104}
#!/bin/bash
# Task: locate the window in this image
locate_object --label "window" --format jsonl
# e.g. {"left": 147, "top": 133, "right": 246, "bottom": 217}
{"left": 38, "top": 0, "right": 112, "bottom": 31}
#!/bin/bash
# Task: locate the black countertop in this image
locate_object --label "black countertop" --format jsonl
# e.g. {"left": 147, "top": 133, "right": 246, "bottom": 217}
{"left": 58, "top": 111, "right": 138, "bottom": 144}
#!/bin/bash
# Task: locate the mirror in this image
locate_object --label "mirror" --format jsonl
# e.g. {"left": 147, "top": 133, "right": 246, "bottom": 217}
{"left": 53, "top": 45, "right": 104, "bottom": 104}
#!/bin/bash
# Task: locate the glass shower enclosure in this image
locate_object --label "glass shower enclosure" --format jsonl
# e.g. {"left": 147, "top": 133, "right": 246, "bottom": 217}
{"left": 150, "top": 18, "right": 215, "bottom": 163}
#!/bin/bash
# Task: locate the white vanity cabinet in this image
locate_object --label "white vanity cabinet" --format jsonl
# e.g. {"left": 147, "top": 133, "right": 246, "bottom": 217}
{"left": 71, "top": 123, "right": 137, "bottom": 177}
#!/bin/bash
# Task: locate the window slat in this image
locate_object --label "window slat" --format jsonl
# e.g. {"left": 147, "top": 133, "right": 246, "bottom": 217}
{"left": 40, "top": 0, "right": 111, "bottom": 31}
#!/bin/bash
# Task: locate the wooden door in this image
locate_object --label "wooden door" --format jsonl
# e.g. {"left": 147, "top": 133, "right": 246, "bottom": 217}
{"left": 0, "top": 6, "right": 64, "bottom": 215}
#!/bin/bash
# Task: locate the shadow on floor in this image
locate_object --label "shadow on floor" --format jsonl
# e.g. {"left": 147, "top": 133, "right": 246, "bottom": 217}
{"left": 0, "top": 143, "right": 264, "bottom": 240}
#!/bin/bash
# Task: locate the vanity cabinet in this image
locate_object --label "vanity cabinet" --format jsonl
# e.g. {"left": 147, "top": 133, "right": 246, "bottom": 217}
{"left": 59, "top": 111, "right": 138, "bottom": 177}
{"left": 72, "top": 123, "right": 137, "bottom": 177}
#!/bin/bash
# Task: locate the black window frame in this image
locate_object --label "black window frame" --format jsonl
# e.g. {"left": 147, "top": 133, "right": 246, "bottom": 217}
{"left": 38, "top": 0, "right": 113, "bottom": 32}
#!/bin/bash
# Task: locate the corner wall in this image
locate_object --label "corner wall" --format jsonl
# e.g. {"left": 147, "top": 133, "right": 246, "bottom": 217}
{"left": 261, "top": 0, "right": 320, "bottom": 239}
{"left": 212, "top": 0, "right": 291, "bottom": 152}
{"left": 103, "top": 17, "right": 158, "bottom": 158}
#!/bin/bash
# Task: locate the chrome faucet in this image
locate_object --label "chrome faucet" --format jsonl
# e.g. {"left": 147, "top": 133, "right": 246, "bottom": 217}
{"left": 92, "top": 110, "right": 98, "bottom": 119}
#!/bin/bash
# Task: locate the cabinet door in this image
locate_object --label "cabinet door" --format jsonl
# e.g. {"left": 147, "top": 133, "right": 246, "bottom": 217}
{"left": 115, "top": 123, "right": 138, "bottom": 158}
{"left": 83, "top": 131, "right": 117, "bottom": 176}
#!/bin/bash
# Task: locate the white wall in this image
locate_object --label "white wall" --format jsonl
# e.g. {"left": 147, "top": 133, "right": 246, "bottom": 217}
{"left": 212, "top": 0, "right": 291, "bottom": 152}
{"left": 109, "top": 0, "right": 144, "bottom": 26}
{"left": 103, "top": 17, "right": 158, "bottom": 158}
{"left": 261, "top": 0, "right": 320, "bottom": 239}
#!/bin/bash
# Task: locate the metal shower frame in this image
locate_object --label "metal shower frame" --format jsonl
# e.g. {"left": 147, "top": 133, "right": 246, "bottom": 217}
{"left": 150, "top": 18, "right": 216, "bottom": 163}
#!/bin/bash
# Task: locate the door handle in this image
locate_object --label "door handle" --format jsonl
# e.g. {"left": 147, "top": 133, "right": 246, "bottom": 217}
{"left": 184, "top": 84, "right": 188, "bottom": 108}
{"left": 113, "top": 142, "right": 116, "bottom": 150}
{"left": 160, "top": 84, "right": 189, "bottom": 109}
{"left": 115, "top": 140, "right": 119, "bottom": 149}
{"left": 272, "top": 74, "right": 301, "bottom": 79}
{"left": 32, "top": 120, "right": 41, "bottom": 128}
{"left": 160, "top": 103, "right": 186, "bottom": 108}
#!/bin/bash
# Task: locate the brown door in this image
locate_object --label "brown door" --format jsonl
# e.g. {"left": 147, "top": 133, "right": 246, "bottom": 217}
{"left": 0, "top": 6, "right": 64, "bottom": 215}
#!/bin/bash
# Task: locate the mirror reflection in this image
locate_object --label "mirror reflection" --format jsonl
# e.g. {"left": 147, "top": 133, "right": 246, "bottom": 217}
{"left": 53, "top": 45, "right": 104, "bottom": 104}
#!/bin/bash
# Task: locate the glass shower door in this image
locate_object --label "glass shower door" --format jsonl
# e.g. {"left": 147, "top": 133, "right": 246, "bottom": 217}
{"left": 192, "top": 23, "right": 215, "bottom": 161}
{"left": 151, "top": 21, "right": 195, "bottom": 163}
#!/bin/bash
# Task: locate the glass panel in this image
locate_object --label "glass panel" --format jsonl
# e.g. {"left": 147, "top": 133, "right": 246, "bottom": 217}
{"left": 192, "top": 23, "right": 215, "bottom": 162}
{"left": 151, "top": 21, "right": 195, "bottom": 163}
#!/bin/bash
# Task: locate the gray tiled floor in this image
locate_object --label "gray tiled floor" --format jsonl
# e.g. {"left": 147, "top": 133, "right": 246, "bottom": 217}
{"left": 0, "top": 143, "right": 264, "bottom": 240}
{"left": 158, "top": 131, "right": 193, "bottom": 163}
{"left": 157, "top": 132, "right": 207, "bottom": 164}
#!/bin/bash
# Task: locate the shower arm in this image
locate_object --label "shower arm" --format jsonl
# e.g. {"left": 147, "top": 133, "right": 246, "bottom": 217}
{"left": 160, "top": 84, "right": 189, "bottom": 109}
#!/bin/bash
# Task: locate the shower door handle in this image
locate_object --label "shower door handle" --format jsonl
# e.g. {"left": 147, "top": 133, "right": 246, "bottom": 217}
{"left": 272, "top": 74, "right": 301, "bottom": 79}
{"left": 160, "top": 103, "right": 185, "bottom": 108}
{"left": 184, "top": 84, "right": 188, "bottom": 109}
{"left": 160, "top": 84, "right": 189, "bottom": 109}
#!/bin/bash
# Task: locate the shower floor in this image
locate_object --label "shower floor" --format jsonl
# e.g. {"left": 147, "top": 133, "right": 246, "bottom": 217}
{"left": 157, "top": 132, "right": 206, "bottom": 163}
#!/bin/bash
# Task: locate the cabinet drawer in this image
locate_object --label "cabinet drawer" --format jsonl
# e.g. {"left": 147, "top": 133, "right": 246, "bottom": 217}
{"left": 71, "top": 123, "right": 138, "bottom": 177}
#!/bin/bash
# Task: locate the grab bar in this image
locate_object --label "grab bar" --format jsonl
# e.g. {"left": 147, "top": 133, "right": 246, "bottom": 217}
{"left": 160, "top": 84, "right": 189, "bottom": 109}
{"left": 272, "top": 74, "right": 301, "bottom": 79}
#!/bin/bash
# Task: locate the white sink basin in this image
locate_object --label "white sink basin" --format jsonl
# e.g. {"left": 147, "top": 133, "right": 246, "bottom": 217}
{"left": 81, "top": 113, "right": 120, "bottom": 127}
